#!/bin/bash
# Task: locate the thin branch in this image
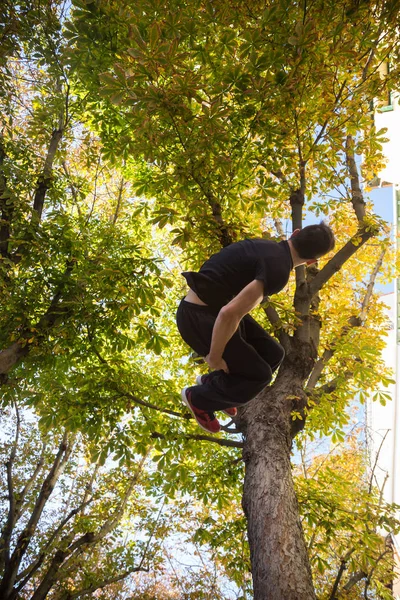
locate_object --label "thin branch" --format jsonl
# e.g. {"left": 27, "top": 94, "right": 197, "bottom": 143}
{"left": 112, "top": 177, "right": 125, "bottom": 224}
{"left": 96, "top": 454, "right": 147, "bottom": 539}
{"left": 150, "top": 431, "right": 243, "bottom": 449}
{"left": 262, "top": 305, "right": 291, "bottom": 351}
{"left": 0, "top": 136, "right": 13, "bottom": 257}
{"left": 137, "top": 497, "right": 165, "bottom": 570}
{"left": 64, "top": 565, "right": 150, "bottom": 600}
{"left": 329, "top": 548, "right": 356, "bottom": 600}
{"left": 0, "top": 260, "right": 75, "bottom": 376}
{"left": 306, "top": 318, "right": 360, "bottom": 391}
{"left": 310, "top": 370, "right": 355, "bottom": 398}
{"left": 61, "top": 161, "right": 82, "bottom": 219}
{"left": 368, "top": 430, "right": 389, "bottom": 495}
{"left": 360, "top": 248, "right": 386, "bottom": 324}
{"left": 31, "top": 80, "right": 65, "bottom": 222}
{"left": 0, "top": 402, "right": 21, "bottom": 572}
{"left": 15, "top": 442, "right": 47, "bottom": 520}
{"left": 307, "top": 247, "right": 385, "bottom": 389}
{"left": 309, "top": 79, "right": 348, "bottom": 154}
{"left": 34, "top": 456, "right": 151, "bottom": 600}
{"left": 167, "top": 106, "right": 232, "bottom": 248}
{"left": 273, "top": 219, "right": 285, "bottom": 238}
{"left": 80, "top": 464, "right": 99, "bottom": 515}
{"left": 345, "top": 135, "right": 366, "bottom": 223}
{"left": 309, "top": 227, "right": 376, "bottom": 297}
{"left": 121, "top": 391, "right": 187, "bottom": 419}
{"left": 361, "top": 23, "right": 385, "bottom": 82}
{"left": 15, "top": 499, "right": 94, "bottom": 594}
{"left": 0, "top": 433, "right": 73, "bottom": 598}
{"left": 363, "top": 544, "right": 393, "bottom": 598}
{"left": 343, "top": 570, "right": 367, "bottom": 592}
{"left": 84, "top": 155, "right": 102, "bottom": 227}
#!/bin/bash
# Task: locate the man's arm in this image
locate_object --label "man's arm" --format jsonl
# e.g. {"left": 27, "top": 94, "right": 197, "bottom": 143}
{"left": 206, "top": 280, "right": 264, "bottom": 372}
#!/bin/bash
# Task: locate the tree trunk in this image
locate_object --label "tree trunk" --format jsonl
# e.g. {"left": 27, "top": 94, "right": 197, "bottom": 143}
{"left": 0, "top": 342, "right": 29, "bottom": 375}
{"left": 242, "top": 375, "right": 316, "bottom": 600}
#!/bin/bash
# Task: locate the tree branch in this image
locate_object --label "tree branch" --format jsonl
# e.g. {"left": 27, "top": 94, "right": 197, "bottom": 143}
{"left": 306, "top": 317, "right": 360, "bottom": 391}
{"left": 31, "top": 128, "right": 63, "bottom": 221}
{"left": 329, "top": 548, "right": 356, "bottom": 600}
{"left": 63, "top": 564, "right": 150, "bottom": 600}
{"left": 342, "top": 570, "right": 367, "bottom": 592}
{"left": 307, "top": 247, "right": 385, "bottom": 389}
{"left": 96, "top": 454, "right": 147, "bottom": 539}
{"left": 166, "top": 107, "right": 232, "bottom": 248}
{"left": 31, "top": 81, "right": 66, "bottom": 223}
{"left": 345, "top": 135, "right": 366, "bottom": 223}
{"left": 290, "top": 186, "right": 306, "bottom": 291}
{"left": 274, "top": 218, "right": 285, "bottom": 239}
{"left": 0, "top": 136, "right": 13, "bottom": 258}
{"left": 61, "top": 161, "right": 82, "bottom": 220}
{"left": 0, "top": 260, "right": 75, "bottom": 377}
{"left": 150, "top": 431, "right": 243, "bottom": 449}
{"left": 13, "top": 442, "right": 47, "bottom": 526}
{"left": 262, "top": 304, "right": 291, "bottom": 351}
{"left": 14, "top": 499, "right": 94, "bottom": 594}
{"left": 121, "top": 391, "right": 188, "bottom": 419}
{"left": 0, "top": 433, "right": 73, "bottom": 598}
{"left": 368, "top": 430, "right": 389, "bottom": 495}
{"left": 308, "top": 227, "right": 376, "bottom": 297}
{"left": 309, "top": 370, "right": 355, "bottom": 398}
{"left": 30, "top": 455, "right": 149, "bottom": 600}
{"left": 360, "top": 248, "right": 385, "bottom": 325}
{"left": 0, "top": 402, "right": 21, "bottom": 574}
{"left": 309, "top": 79, "right": 348, "bottom": 154}
{"left": 112, "top": 177, "right": 125, "bottom": 224}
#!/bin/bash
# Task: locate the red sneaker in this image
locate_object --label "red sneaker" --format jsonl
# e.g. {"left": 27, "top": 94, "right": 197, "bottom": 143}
{"left": 195, "top": 375, "right": 237, "bottom": 418}
{"left": 181, "top": 388, "right": 221, "bottom": 434}
{"left": 223, "top": 407, "right": 237, "bottom": 417}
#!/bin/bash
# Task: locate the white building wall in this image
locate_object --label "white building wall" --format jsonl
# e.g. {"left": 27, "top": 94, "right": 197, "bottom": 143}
{"left": 368, "top": 84, "right": 400, "bottom": 596}
{"left": 374, "top": 102, "right": 400, "bottom": 186}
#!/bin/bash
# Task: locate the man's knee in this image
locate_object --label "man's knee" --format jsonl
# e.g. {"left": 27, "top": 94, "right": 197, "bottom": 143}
{"left": 259, "top": 363, "right": 273, "bottom": 386}
{"left": 271, "top": 344, "right": 285, "bottom": 371}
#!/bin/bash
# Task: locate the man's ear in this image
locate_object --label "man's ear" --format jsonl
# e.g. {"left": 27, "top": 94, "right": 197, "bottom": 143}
{"left": 291, "top": 228, "right": 300, "bottom": 237}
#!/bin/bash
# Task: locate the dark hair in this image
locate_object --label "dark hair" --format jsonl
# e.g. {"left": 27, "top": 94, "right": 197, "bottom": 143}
{"left": 290, "top": 221, "right": 335, "bottom": 259}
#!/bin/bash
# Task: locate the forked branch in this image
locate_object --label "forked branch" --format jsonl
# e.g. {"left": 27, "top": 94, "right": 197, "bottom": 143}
{"left": 309, "top": 227, "right": 376, "bottom": 297}
{"left": 307, "top": 247, "right": 385, "bottom": 390}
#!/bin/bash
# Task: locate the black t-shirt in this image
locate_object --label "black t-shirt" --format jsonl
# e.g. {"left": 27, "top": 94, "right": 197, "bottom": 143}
{"left": 182, "top": 239, "right": 293, "bottom": 308}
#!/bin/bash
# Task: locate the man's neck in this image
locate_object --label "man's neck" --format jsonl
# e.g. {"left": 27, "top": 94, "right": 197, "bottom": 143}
{"left": 287, "top": 240, "right": 306, "bottom": 268}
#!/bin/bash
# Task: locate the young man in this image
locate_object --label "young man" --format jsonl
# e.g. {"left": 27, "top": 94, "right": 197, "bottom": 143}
{"left": 176, "top": 222, "right": 335, "bottom": 434}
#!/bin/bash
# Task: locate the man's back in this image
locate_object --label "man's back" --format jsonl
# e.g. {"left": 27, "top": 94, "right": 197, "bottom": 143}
{"left": 182, "top": 238, "right": 293, "bottom": 307}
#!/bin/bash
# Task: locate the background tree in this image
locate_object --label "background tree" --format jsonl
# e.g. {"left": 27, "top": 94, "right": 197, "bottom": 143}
{"left": 0, "top": 404, "right": 166, "bottom": 600}
{"left": 63, "top": 0, "right": 400, "bottom": 597}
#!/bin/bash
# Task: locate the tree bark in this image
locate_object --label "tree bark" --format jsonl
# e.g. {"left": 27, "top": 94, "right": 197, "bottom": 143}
{"left": 0, "top": 137, "right": 13, "bottom": 257}
{"left": 242, "top": 372, "right": 316, "bottom": 600}
{"left": 0, "top": 342, "right": 29, "bottom": 376}
{"left": 0, "top": 434, "right": 72, "bottom": 600}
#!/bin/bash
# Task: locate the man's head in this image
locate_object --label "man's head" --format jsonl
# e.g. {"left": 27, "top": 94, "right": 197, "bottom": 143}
{"left": 290, "top": 221, "right": 335, "bottom": 261}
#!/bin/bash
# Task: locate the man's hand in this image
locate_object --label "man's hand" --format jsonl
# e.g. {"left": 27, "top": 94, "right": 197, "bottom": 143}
{"left": 205, "top": 354, "right": 229, "bottom": 374}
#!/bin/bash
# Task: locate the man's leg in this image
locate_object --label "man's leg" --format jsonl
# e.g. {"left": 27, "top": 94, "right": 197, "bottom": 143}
{"left": 240, "top": 314, "right": 285, "bottom": 373}
{"left": 176, "top": 299, "right": 223, "bottom": 431}
{"left": 192, "top": 329, "right": 273, "bottom": 411}
{"left": 176, "top": 300, "right": 282, "bottom": 413}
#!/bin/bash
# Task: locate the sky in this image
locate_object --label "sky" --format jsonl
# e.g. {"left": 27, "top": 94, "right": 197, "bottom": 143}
{"left": 370, "top": 184, "right": 395, "bottom": 294}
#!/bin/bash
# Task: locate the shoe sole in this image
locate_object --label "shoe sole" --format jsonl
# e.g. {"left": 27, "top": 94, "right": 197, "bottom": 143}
{"left": 181, "top": 387, "right": 220, "bottom": 434}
